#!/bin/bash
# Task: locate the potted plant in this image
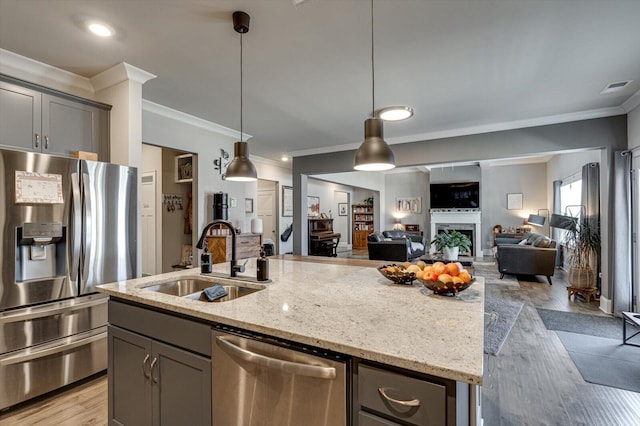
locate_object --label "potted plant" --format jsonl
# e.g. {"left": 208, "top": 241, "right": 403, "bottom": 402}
{"left": 563, "top": 217, "right": 600, "bottom": 288}
{"left": 430, "top": 230, "right": 471, "bottom": 260}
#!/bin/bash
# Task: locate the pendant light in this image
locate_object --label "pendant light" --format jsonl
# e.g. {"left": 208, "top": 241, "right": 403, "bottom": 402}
{"left": 226, "top": 11, "right": 258, "bottom": 182}
{"left": 354, "top": 0, "right": 395, "bottom": 171}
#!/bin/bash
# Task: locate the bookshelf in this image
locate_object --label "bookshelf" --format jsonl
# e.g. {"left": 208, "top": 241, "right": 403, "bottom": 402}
{"left": 352, "top": 203, "right": 374, "bottom": 249}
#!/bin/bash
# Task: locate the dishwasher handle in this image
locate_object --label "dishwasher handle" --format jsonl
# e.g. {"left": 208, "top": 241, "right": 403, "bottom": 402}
{"left": 216, "top": 336, "right": 336, "bottom": 380}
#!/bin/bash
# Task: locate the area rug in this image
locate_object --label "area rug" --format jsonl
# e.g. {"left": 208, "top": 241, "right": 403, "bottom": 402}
{"left": 484, "top": 298, "right": 524, "bottom": 355}
{"left": 556, "top": 331, "right": 640, "bottom": 393}
{"left": 536, "top": 308, "right": 622, "bottom": 340}
{"left": 473, "top": 263, "right": 519, "bottom": 287}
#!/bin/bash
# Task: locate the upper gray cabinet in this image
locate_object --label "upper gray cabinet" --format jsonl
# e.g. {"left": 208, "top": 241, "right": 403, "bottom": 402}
{"left": 0, "top": 76, "right": 110, "bottom": 160}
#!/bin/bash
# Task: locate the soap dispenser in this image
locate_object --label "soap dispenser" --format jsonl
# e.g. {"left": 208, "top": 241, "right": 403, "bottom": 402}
{"left": 257, "top": 250, "right": 269, "bottom": 281}
{"left": 201, "top": 246, "right": 212, "bottom": 274}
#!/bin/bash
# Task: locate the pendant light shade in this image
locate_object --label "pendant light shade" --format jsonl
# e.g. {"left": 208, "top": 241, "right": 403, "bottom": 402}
{"left": 225, "top": 11, "right": 257, "bottom": 182}
{"left": 353, "top": 0, "right": 395, "bottom": 171}
{"left": 354, "top": 118, "right": 395, "bottom": 171}
{"left": 226, "top": 141, "right": 257, "bottom": 181}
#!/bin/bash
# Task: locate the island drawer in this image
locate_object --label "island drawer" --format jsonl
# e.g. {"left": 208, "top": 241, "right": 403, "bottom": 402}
{"left": 358, "top": 364, "right": 446, "bottom": 425}
{"left": 108, "top": 299, "right": 211, "bottom": 357}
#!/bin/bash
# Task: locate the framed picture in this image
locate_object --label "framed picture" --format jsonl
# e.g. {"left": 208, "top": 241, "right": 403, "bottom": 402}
{"left": 282, "top": 185, "right": 293, "bottom": 217}
{"left": 507, "top": 193, "right": 523, "bottom": 210}
{"left": 307, "top": 196, "right": 320, "bottom": 217}
{"left": 338, "top": 203, "right": 348, "bottom": 216}
{"left": 245, "top": 198, "right": 254, "bottom": 213}
{"left": 396, "top": 196, "right": 422, "bottom": 214}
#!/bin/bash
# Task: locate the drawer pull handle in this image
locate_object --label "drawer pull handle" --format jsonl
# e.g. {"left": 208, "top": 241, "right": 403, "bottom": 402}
{"left": 378, "top": 387, "right": 421, "bottom": 407}
{"left": 142, "top": 354, "right": 151, "bottom": 379}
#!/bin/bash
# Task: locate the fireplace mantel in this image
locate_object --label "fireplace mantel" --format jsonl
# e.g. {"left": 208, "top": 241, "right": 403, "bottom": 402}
{"left": 430, "top": 210, "right": 482, "bottom": 258}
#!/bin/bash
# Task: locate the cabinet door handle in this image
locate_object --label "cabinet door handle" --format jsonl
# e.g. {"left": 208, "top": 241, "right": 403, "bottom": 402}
{"left": 150, "top": 357, "right": 158, "bottom": 383}
{"left": 141, "top": 354, "right": 151, "bottom": 379}
{"left": 34, "top": 133, "right": 40, "bottom": 148}
{"left": 44, "top": 135, "right": 50, "bottom": 149}
{"left": 378, "top": 387, "right": 421, "bottom": 407}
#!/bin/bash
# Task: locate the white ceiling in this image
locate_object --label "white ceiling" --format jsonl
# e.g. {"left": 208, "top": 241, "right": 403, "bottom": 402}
{"left": 1, "top": 0, "right": 639, "bottom": 163}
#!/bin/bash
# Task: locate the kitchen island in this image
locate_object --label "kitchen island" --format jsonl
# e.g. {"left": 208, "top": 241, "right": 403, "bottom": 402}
{"left": 98, "top": 258, "right": 484, "bottom": 425}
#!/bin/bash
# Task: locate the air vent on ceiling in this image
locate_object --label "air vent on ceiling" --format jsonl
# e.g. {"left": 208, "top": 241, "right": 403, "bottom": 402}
{"left": 601, "top": 80, "right": 632, "bottom": 94}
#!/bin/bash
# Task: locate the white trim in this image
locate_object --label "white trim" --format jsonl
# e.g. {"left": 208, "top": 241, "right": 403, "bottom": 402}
{"left": 91, "top": 62, "right": 156, "bottom": 91}
{"left": 599, "top": 295, "right": 613, "bottom": 314}
{"left": 290, "top": 106, "right": 625, "bottom": 158}
{"left": 0, "top": 48, "right": 94, "bottom": 97}
{"left": 622, "top": 88, "right": 640, "bottom": 113}
{"left": 141, "top": 99, "right": 244, "bottom": 140}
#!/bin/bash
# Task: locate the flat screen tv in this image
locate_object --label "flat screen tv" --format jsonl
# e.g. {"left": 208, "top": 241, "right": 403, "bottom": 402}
{"left": 430, "top": 182, "right": 480, "bottom": 209}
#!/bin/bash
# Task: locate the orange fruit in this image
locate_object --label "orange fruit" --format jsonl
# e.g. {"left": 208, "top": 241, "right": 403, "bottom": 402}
{"left": 433, "top": 263, "right": 446, "bottom": 276}
{"left": 424, "top": 271, "right": 438, "bottom": 281}
{"left": 438, "top": 273, "right": 453, "bottom": 283}
{"left": 416, "top": 260, "right": 426, "bottom": 270}
{"left": 445, "top": 263, "right": 460, "bottom": 276}
{"left": 424, "top": 265, "right": 434, "bottom": 274}
{"left": 452, "top": 276, "right": 463, "bottom": 285}
{"left": 459, "top": 271, "right": 472, "bottom": 283}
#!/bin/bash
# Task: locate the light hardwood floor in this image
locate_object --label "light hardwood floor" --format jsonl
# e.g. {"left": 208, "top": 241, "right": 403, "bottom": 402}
{"left": 1, "top": 258, "right": 639, "bottom": 425}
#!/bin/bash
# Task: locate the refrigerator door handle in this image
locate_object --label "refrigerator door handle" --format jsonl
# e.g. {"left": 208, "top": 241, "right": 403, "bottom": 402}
{"left": 70, "top": 172, "right": 82, "bottom": 285}
{"left": 81, "top": 173, "right": 92, "bottom": 291}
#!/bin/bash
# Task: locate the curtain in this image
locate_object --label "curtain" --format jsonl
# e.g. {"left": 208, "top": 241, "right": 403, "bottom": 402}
{"left": 552, "top": 179, "right": 563, "bottom": 266}
{"left": 581, "top": 163, "right": 600, "bottom": 290}
{"left": 612, "top": 151, "right": 632, "bottom": 316}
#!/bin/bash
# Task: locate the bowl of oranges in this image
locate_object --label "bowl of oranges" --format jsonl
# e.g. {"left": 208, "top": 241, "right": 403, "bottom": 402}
{"left": 377, "top": 263, "right": 419, "bottom": 284}
{"left": 415, "top": 261, "right": 474, "bottom": 295}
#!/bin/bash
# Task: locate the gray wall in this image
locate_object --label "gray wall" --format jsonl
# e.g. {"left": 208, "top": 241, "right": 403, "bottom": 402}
{"left": 630, "top": 106, "right": 640, "bottom": 150}
{"left": 481, "top": 163, "right": 547, "bottom": 251}
{"left": 384, "top": 171, "right": 429, "bottom": 233}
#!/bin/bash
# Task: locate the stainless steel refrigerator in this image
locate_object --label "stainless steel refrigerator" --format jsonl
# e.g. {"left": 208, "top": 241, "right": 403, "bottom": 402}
{"left": 0, "top": 148, "right": 137, "bottom": 410}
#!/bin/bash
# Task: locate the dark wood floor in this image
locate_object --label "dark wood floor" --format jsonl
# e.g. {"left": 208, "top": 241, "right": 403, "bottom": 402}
{"left": 1, "top": 256, "right": 639, "bottom": 425}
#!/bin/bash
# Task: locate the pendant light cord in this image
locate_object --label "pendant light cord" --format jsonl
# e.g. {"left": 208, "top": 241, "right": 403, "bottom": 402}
{"left": 371, "top": 0, "right": 375, "bottom": 115}
{"left": 240, "top": 32, "right": 244, "bottom": 143}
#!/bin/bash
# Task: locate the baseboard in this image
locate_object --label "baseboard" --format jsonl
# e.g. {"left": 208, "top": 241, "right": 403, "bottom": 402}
{"left": 599, "top": 296, "right": 613, "bottom": 314}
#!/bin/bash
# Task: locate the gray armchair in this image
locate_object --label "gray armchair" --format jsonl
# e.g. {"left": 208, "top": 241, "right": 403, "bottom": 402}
{"left": 496, "top": 233, "right": 557, "bottom": 284}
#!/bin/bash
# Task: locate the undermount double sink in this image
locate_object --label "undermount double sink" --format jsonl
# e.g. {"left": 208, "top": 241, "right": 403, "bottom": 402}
{"left": 142, "top": 277, "right": 265, "bottom": 302}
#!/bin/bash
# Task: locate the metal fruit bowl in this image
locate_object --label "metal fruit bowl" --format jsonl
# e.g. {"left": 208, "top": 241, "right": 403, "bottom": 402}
{"left": 417, "top": 277, "right": 475, "bottom": 295}
{"left": 377, "top": 264, "right": 416, "bottom": 284}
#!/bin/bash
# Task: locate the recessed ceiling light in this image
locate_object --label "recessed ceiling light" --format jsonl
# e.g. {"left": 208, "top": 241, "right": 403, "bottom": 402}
{"left": 87, "top": 22, "right": 114, "bottom": 37}
{"left": 281, "top": 156, "right": 289, "bottom": 162}
{"left": 375, "top": 106, "right": 414, "bottom": 121}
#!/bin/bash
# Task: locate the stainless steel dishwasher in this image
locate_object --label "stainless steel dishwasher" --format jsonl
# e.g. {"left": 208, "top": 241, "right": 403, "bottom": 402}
{"left": 212, "top": 325, "right": 348, "bottom": 426}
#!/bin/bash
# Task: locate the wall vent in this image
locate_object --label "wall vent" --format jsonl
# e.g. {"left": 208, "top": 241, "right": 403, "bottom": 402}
{"left": 601, "top": 80, "right": 632, "bottom": 94}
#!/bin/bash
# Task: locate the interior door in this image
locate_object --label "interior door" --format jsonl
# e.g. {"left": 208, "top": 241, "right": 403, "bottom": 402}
{"left": 141, "top": 172, "right": 157, "bottom": 276}
{"left": 258, "top": 188, "right": 277, "bottom": 249}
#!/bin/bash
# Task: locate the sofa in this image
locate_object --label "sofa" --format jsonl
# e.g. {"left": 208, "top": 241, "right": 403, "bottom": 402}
{"left": 367, "top": 230, "right": 426, "bottom": 262}
{"left": 496, "top": 232, "right": 557, "bottom": 284}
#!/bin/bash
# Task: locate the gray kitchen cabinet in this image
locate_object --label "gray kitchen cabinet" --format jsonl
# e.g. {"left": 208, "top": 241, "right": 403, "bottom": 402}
{"left": 108, "top": 300, "right": 212, "bottom": 426}
{"left": 0, "top": 76, "right": 110, "bottom": 160}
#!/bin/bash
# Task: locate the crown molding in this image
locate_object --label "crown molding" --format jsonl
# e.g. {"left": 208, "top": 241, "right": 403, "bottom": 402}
{"left": 91, "top": 62, "right": 156, "bottom": 91}
{"left": 290, "top": 106, "right": 626, "bottom": 158}
{"left": 622, "top": 88, "right": 640, "bottom": 113}
{"left": 142, "top": 99, "right": 245, "bottom": 140}
{"left": 0, "top": 48, "right": 94, "bottom": 97}
{"left": 251, "top": 155, "right": 292, "bottom": 170}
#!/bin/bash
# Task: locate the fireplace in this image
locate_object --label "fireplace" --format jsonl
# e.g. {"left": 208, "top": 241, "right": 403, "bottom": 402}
{"left": 430, "top": 210, "right": 482, "bottom": 258}
{"left": 436, "top": 224, "right": 475, "bottom": 257}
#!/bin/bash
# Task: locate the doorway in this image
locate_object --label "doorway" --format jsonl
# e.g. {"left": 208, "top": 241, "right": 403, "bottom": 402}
{"left": 141, "top": 171, "right": 157, "bottom": 276}
{"left": 334, "top": 190, "right": 350, "bottom": 249}
{"left": 257, "top": 179, "right": 278, "bottom": 254}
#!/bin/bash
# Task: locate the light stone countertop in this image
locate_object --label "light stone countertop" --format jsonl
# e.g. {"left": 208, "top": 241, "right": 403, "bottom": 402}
{"left": 96, "top": 258, "right": 484, "bottom": 385}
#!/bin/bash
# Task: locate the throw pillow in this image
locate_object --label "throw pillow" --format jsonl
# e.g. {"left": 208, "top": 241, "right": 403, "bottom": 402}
{"left": 534, "top": 237, "right": 552, "bottom": 248}
{"left": 517, "top": 239, "right": 528, "bottom": 245}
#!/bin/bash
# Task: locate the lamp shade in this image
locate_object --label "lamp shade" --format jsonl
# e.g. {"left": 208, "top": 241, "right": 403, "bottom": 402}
{"left": 226, "top": 141, "right": 257, "bottom": 181}
{"left": 251, "top": 218, "right": 263, "bottom": 234}
{"left": 549, "top": 213, "right": 577, "bottom": 231}
{"left": 354, "top": 118, "right": 395, "bottom": 171}
{"left": 527, "top": 214, "right": 546, "bottom": 226}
